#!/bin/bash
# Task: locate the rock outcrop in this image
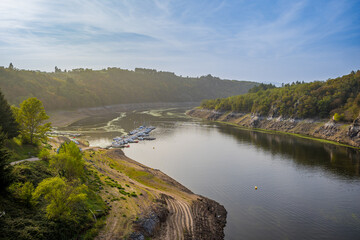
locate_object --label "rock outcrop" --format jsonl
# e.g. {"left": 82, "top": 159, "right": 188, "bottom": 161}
{"left": 188, "top": 108, "right": 360, "bottom": 148}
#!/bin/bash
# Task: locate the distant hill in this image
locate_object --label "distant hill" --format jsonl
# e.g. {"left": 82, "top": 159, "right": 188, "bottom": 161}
{"left": 0, "top": 67, "right": 256, "bottom": 111}
{"left": 200, "top": 71, "right": 360, "bottom": 121}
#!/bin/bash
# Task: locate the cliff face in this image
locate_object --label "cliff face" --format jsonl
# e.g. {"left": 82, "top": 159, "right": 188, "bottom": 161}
{"left": 187, "top": 109, "right": 360, "bottom": 148}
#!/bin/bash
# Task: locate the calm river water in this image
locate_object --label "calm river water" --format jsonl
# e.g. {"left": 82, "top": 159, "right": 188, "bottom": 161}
{"left": 61, "top": 107, "right": 360, "bottom": 240}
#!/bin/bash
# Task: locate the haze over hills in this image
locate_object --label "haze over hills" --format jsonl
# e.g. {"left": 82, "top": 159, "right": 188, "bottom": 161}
{"left": 0, "top": 66, "right": 257, "bottom": 111}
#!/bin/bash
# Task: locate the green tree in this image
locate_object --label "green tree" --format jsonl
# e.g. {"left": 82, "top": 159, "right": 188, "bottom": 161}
{"left": 8, "top": 181, "right": 35, "bottom": 207}
{"left": 8, "top": 62, "right": 13, "bottom": 70}
{"left": 38, "top": 148, "right": 51, "bottom": 160}
{"left": 32, "top": 177, "right": 88, "bottom": 222}
{"left": 0, "top": 88, "right": 18, "bottom": 138}
{"left": 50, "top": 141, "right": 84, "bottom": 180}
{"left": 54, "top": 66, "right": 61, "bottom": 73}
{"left": 12, "top": 97, "right": 51, "bottom": 144}
{"left": 0, "top": 129, "right": 13, "bottom": 191}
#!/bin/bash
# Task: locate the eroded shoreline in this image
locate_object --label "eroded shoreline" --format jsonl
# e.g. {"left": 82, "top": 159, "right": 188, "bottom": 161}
{"left": 187, "top": 108, "right": 360, "bottom": 149}
{"left": 84, "top": 148, "right": 227, "bottom": 240}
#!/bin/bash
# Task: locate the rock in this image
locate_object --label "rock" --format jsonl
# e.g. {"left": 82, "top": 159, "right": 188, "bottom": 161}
{"left": 250, "top": 115, "right": 260, "bottom": 127}
{"left": 191, "top": 197, "right": 227, "bottom": 240}
{"left": 208, "top": 110, "right": 223, "bottom": 120}
{"left": 132, "top": 205, "right": 169, "bottom": 237}
{"left": 128, "top": 232, "right": 145, "bottom": 240}
{"left": 318, "top": 120, "right": 339, "bottom": 137}
{"left": 348, "top": 114, "right": 360, "bottom": 138}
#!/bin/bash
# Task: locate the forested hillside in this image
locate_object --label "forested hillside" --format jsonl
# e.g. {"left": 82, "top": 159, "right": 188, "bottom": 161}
{"left": 201, "top": 71, "right": 360, "bottom": 121}
{"left": 0, "top": 67, "right": 256, "bottom": 110}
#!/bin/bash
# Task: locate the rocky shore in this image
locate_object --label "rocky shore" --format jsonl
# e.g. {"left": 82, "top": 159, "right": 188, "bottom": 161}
{"left": 187, "top": 108, "right": 360, "bottom": 148}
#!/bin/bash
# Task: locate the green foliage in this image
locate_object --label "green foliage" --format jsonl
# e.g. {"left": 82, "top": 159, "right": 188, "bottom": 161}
{"left": 5, "top": 137, "right": 40, "bottom": 161}
{"left": 11, "top": 160, "right": 52, "bottom": 186}
{"left": 50, "top": 141, "right": 84, "bottom": 180}
{"left": 248, "top": 83, "right": 276, "bottom": 93}
{"left": 12, "top": 97, "right": 51, "bottom": 144}
{"left": 333, "top": 113, "right": 345, "bottom": 122}
{"left": 38, "top": 148, "right": 50, "bottom": 160}
{"left": 32, "top": 177, "right": 88, "bottom": 222}
{"left": 201, "top": 71, "right": 360, "bottom": 121}
{"left": 0, "top": 88, "right": 18, "bottom": 138}
{"left": 1, "top": 156, "right": 106, "bottom": 239}
{"left": 0, "top": 67, "right": 257, "bottom": 110}
{"left": 8, "top": 181, "right": 35, "bottom": 206}
{"left": 0, "top": 130, "right": 13, "bottom": 191}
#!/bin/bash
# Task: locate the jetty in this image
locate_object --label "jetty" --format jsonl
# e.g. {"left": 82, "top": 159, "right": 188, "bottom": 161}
{"left": 111, "top": 126, "right": 156, "bottom": 148}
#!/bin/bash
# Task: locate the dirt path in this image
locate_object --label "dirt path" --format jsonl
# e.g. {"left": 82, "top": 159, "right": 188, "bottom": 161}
{"left": 10, "top": 157, "right": 40, "bottom": 166}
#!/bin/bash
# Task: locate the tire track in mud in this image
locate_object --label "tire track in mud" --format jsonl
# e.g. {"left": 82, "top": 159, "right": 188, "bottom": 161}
{"left": 163, "top": 196, "right": 194, "bottom": 240}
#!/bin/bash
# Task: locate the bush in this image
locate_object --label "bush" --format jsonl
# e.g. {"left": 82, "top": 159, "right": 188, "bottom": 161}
{"left": 50, "top": 142, "right": 84, "bottom": 180}
{"left": 333, "top": 113, "right": 345, "bottom": 122}
{"left": 8, "top": 181, "right": 35, "bottom": 207}
{"left": 0, "top": 130, "right": 13, "bottom": 191}
{"left": 32, "top": 177, "right": 88, "bottom": 222}
{"left": 38, "top": 148, "right": 50, "bottom": 160}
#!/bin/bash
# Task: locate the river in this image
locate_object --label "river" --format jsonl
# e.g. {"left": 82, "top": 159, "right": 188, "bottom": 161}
{"left": 60, "top": 107, "right": 360, "bottom": 239}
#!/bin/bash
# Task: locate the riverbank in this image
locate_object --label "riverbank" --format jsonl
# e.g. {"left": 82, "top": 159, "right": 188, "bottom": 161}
{"left": 187, "top": 108, "right": 360, "bottom": 149}
{"left": 49, "top": 102, "right": 199, "bottom": 127}
{"left": 44, "top": 135, "right": 227, "bottom": 239}
{"left": 86, "top": 148, "right": 227, "bottom": 240}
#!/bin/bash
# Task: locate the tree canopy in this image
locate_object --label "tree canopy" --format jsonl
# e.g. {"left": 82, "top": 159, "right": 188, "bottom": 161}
{"left": 0, "top": 88, "right": 18, "bottom": 138}
{"left": 50, "top": 141, "right": 84, "bottom": 180}
{"left": 201, "top": 70, "right": 360, "bottom": 121}
{"left": 32, "top": 177, "right": 88, "bottom": 222}
{"left": 0, "top": 67, "right": 257, "bottom": 110}
{"left": 0, "top": 130, "right": 13, "bottom": 191}
{"left": 12, "top": 97, "right": 51, "bottom": 144}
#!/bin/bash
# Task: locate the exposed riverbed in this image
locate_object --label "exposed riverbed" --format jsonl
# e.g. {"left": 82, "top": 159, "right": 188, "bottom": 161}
{"left": 59, "top": 107, "right": 360, "bottom": 240}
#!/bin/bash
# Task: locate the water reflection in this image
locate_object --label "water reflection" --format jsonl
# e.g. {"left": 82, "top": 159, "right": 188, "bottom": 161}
{"left": 215, "top": 124, "right": 360, "bottom": 179}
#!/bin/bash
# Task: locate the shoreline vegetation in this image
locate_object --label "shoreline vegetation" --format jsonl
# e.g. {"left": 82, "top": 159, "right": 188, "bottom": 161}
{"left": 187, "top": 108, "right": 360, "bottom": 149}
{"left": 192, "top": 71, "right": 360, "bottom": 149}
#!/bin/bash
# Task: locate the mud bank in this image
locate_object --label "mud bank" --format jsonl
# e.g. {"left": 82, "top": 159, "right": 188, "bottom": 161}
{"left": 84, "top": 148, "right": 226, "bottom": 240}
{"left": 49, "top": 102, "right": 199, "bottom": 127}
{"left": 187, "top": 108, "right": 360, "bottom": 148}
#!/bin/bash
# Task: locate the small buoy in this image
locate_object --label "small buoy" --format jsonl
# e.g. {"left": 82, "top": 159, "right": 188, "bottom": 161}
{"left": 255, "top": 186, "right": 258, "bottom": 190}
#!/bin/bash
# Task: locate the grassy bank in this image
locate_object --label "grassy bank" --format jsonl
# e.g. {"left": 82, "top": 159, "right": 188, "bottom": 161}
{"left": 5, "top": 138, "right": 40, "bottom": 162}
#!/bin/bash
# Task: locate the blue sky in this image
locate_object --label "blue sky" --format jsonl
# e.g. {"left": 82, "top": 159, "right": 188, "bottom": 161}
{"left": 0, "top": 0, "right": 359, "bottom": 83}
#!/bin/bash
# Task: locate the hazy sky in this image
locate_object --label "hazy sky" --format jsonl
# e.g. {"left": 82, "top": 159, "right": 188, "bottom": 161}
{"left": 0, "top": 0, "right": 359, "bottom": 83}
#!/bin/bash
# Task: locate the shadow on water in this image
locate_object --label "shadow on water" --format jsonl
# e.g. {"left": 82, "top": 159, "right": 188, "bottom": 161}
{"left": 214, "top": 123, "right": 360, "bottom": 179}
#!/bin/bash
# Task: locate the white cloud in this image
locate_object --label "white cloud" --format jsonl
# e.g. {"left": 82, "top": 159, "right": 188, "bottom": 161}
{"left": 0, "top": 0, "right": 359, "bottom": 82}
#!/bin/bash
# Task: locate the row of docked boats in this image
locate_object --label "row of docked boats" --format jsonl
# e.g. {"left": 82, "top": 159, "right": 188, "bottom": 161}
{"left": 111, "top": 126, "right": 156, "bottom": 148}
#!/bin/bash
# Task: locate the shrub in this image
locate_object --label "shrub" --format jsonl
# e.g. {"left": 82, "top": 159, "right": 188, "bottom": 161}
{"left": 9, "top": 181, "right": 35, "bottom": 207}
{"left": 38, "top": 148, "right": 50, "bottom": 160}
{"left": 333, "top": 113, "right": 345, "bottom": 122}
{"left": 32, "top": 177, "right": 88, "bottom": 222}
